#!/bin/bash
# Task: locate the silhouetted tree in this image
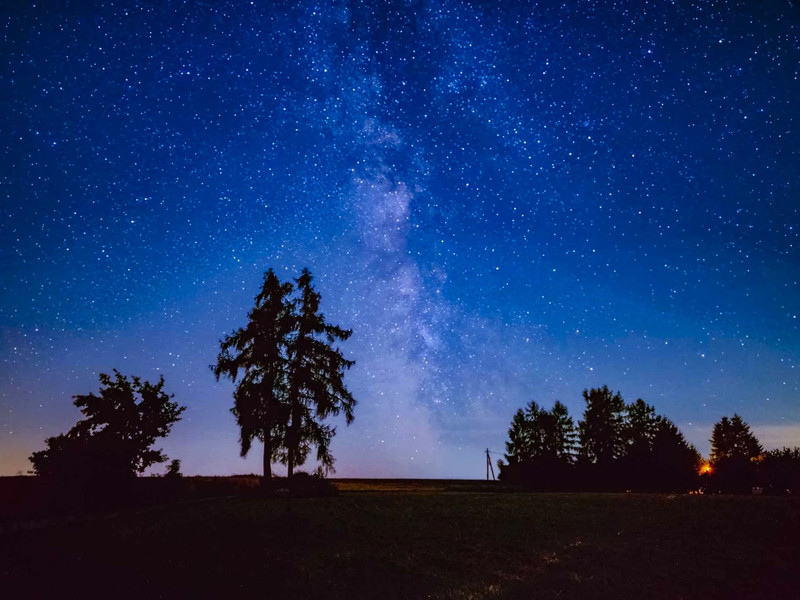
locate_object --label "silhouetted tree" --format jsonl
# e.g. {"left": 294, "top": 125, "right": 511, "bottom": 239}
{"left": 500, "top": 400, "right": 577, "bottom": 487}
{"left": 503, "top": 400, "right": 576, "bottom": 464}
{"left": 165, "top": 459, "right": 183, "bottom": 479}
{"left": 503, "top": 407, "right": 533, "bottom": 465}
{"left": 30, "top": 371, "right": 185, "bottom": 493}
{"left": 649, "top": 416, "right": 701, "bottom": 491}
{"left": 625, "top": 399, "right": 659, "bottom": 457}
{"left": 212, "top": 269, "right": 294, "bottom": 482}
{"left": 710, "top": 414, "right": 763, "bottom": 462}
{"left": 762, "top": 447, "right": 800, "bottom": 495}
{"left": 619, "top": 398, "right": 659, "bottom": 486}
{"left": 284, "top": 269, "right": 355, "bottom": 477}
{"left": 709, "top": 414, "right": 763, "bottom": 493}
{"left": 551, "top": 401, "right": 578, "bottom": 463}
{"left": 578, "top": 386, "right": 626, "bottom": 467}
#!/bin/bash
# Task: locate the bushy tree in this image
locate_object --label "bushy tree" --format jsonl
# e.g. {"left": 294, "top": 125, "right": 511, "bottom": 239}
{"left": 30, "top": 371, "right": 185, "bottom": 488}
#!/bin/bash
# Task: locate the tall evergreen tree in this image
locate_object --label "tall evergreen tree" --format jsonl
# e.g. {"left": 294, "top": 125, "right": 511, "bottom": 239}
{"left": 578, "top": 385, "right": 626, "bottom": 466}
{"left": 709, "top": 413, "right": 763, "bottom": 492}
{"left": 551, "top": 400, "right": 578, "bottom": 463}
{"left": 710, "top": 416, "right": 733, "bottom": 463}
{"left": 504, "top": 407, "right": 533, "bottom": 465}
{"left": 212, "top": 269, "right": 294, "bottom": 481}
{"left": 503, "top": 400, "right": 577, "bottom": 466}
{"left": 284, "top": 269, "right": 356, "bottom": 477}
{"left": 625, "top": 398, "right": 659, "bottom": 458}
{"left": 710, "top": 414, "right": 762, "bottom": 463}
{"left": 650, "top": 416, "right": 701, "bottom": 490}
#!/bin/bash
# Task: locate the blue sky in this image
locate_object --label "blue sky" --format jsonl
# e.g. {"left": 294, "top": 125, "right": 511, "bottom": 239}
{"left": 2, "top": 1, "right": 798, "bottom": 477}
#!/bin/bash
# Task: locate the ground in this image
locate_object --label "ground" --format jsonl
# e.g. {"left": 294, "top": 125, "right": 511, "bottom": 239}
{"left": 1, "top": 479, "right": 798, "bottom": 598}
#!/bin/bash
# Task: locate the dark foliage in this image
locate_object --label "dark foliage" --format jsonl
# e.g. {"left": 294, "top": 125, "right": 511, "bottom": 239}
{"left": 500, "top": 386, "right": 700, "bottom": 492}
{"left": 284, "top": 269, "right": 356, "bottom": 478}
{"left": 28, "top": 371, "right": 185, "bottom": 508}
{"left": 708, "top": 414, "right": 764, "bottom": 493}
{"left": 577, "top": 385, "right": 626, "bottom": 467}
{"left": 502, "top": 400, "right": 577, "bottom": 466}
{"left": 213, "top": 268, "right": 355, "bottom": 482}
{"left": 762, "top": 447, "right": 800, "bottom": 495}
{"left": 213, "top": 268, "right": 294, "bottom": 481}
{"left": 499, "top": 456, "right": 576, "bottom": 490}
{"left": 499, "top": 400, "right": 577, "bottom": 488}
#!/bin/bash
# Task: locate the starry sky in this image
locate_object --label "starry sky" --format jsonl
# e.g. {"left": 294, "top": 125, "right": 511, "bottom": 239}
{"left": 2, "top": 1, "right": 798, "bottom": 478}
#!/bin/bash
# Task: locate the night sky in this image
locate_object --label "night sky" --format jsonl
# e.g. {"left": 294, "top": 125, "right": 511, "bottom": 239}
{"left": 2, "top": 1, "right": 798, "bottom": 478}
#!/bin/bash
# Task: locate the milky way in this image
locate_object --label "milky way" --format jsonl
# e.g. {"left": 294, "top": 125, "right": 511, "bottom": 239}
{"left": 2, "top": 1, "right": 798, "bottom": 477}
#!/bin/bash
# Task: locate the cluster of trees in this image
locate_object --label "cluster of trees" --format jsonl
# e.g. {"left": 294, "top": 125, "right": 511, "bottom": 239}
{"left": 29, "top": 268, "right": 356, "bottom": 495}
{"left": 708, "top": 414, "right": 800, "bottom": 494}
{"left": 499, "top": 386, "right": 701, "bottom": 491}
{"left": 500, "top": 389, "right": 800, "bottom": 494}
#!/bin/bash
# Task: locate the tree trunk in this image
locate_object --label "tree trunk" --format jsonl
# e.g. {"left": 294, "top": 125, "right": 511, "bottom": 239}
{"left": 262, "top": 435, "right": 272, "bottom": 485}
{"left": 286, "top": 394, "right": 300, "bottom": 480}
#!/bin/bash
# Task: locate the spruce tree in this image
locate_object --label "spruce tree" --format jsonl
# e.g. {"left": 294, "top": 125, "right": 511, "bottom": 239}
{"left": 284, "top": 269, "right": 355, "bottom": 477}
{"left": 212, "top": 269, "right": 294, "bottom": 481}
{"left": 551, "top": 400, "right": 577, "bottom": 463}
{"left": 213, "top": 268, "right": 355, "bottom": 481}
{"left": 504, "top": 408, "right": 532, "bottom": 465}
{"left": 578, "top": 385, "right": 626, "bottom": 466}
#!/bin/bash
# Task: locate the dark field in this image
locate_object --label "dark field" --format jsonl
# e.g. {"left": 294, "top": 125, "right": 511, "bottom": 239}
{"left": 1, "top": 479, "right": 799, "bottom": 599}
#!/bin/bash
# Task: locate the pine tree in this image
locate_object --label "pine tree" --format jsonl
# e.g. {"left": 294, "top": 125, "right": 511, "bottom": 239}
{"left": 710, "top": 413, "right": 762, "bottom": 463}
{"left": 625, "top": 398, "right": 659, "bottom": 458}
{"left": 709, "top": 413, "right": 763, "bottom": 492}
{"left": 651, "top": 416, "right": 701, "bottom": 490}
{"left": 578, "top": 385, "right": 626, "bottom": 466}
{"left": 213, "top": 268, "right": 356, "bottom": 481}
{"left": 710, "top": 416, "right": 733, "bottom": 463}
{"left": 551, "top": 401, "right": 577, "bottom": 463}
{"left": 504, "top": 408, "right": 532, "bottom": 464}
{"left": 212, "top": 269, "right": 294, "bottom": 482}
{"left": 284, "top": 269, "right": 355, "bottom": 478}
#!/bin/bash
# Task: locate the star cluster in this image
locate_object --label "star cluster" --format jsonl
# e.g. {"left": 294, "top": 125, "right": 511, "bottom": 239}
{"left": 2, "top": 1, "right": 798, "bottom": 477}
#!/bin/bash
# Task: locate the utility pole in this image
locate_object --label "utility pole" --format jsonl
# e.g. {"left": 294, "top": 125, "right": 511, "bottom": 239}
{"left": 486, "top": 448, "right": 496, "bottom": 481}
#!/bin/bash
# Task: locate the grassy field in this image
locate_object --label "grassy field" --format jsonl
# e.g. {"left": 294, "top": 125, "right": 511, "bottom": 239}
{"left": 1, "top": 480, "right": 798, "bottom": 598}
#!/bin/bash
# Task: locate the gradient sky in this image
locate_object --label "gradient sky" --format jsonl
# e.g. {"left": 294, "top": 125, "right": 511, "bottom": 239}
{"left": 2, "top": 1, "right": 798, "bottom": 478}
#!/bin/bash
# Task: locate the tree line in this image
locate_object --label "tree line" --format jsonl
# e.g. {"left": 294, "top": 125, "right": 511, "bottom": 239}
{"left": 29, "top": 268, "right": 355, "bottom": 498}
{"left": 499, "top": 386, "right": 800, "bottom": 494}
{"left": 27, "top": 267, "right": 799, "bottom": 499}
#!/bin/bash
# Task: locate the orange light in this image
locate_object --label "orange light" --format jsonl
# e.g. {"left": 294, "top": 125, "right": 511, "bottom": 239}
{"left": 698, "top": 461, "right": 712, "bottom": 475}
